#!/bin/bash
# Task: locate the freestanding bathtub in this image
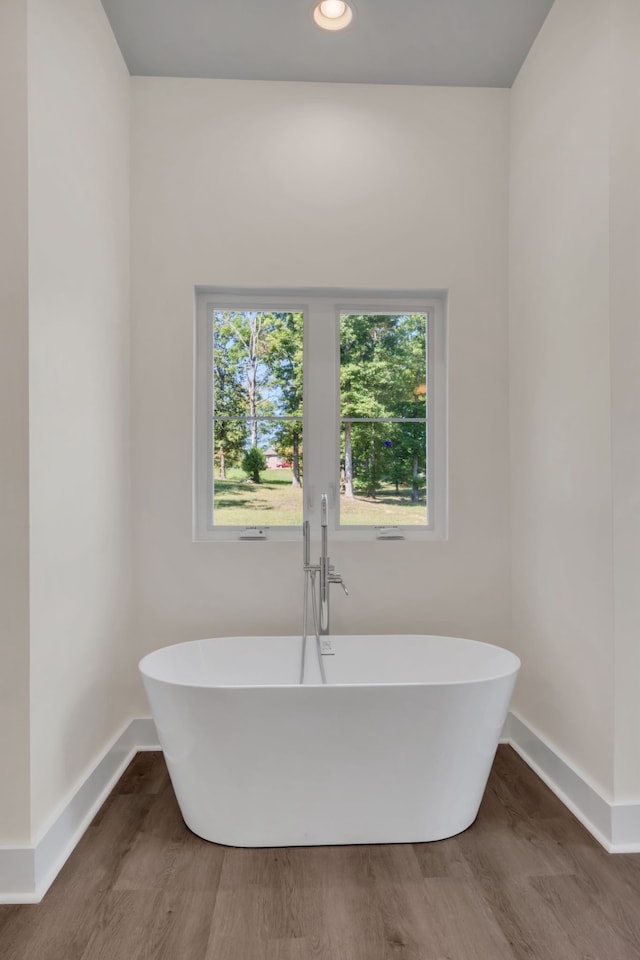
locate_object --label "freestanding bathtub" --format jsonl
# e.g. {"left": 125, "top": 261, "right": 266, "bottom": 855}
{"left": 139, "top": 634, "right": 519, "bottom": 847}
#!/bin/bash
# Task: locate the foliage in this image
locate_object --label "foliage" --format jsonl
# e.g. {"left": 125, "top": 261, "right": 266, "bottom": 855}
{"left": 265, "top": 312, "right": 304, "bottom": 487}
{"left": 241, "top": 446, "right": 267, "bottom": 483}
{"left": 214, "top": 310, "right": 281, "bottom": 450}
{"left": 340, "top": 314, "right": 427, "bottom": 500}
{"left": 213, "top": 320, "right": 248, "bottom": 477}
{"left": 213, "top": 310, "right": 304, "bottom": 483}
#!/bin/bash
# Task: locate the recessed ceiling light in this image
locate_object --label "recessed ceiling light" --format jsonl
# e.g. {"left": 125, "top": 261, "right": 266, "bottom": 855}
{"left": 312, "top": 0, "right": 354, "bottom": 31}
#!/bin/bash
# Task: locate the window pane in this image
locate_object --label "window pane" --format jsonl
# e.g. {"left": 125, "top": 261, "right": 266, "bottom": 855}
{"left": 339, "top": 421, "right": 427, "bottom": 525}
{"left": 340, "top": 313, "right": 428, "bottom": 418}
{"left": 340, "top": 312, "right": 428, "bottom": 527}
{"left": 213, "top": 310, "right": 303, "bottom": 420}
{"left": 213, "top": 418, "right": 303, "bottom": 526}
{"left": 212, "top": 309, "right": 303, "bottom": 527}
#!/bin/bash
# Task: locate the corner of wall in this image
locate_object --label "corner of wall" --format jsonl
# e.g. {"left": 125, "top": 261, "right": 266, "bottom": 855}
{"left": 0, "top": 0, "right": 32, "bottom": 847}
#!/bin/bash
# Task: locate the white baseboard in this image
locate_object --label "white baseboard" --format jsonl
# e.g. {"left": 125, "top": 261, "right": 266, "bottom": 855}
{"left": 505, "top": 711, "right": 640, "bottom": 853}
{"left": 0, "top": 718, "right": 159, "bottom": 903}
{"left": 2, "top": 711, "right": 640, "bottom": 903}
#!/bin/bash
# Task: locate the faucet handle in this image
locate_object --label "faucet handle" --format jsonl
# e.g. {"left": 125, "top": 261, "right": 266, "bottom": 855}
{"left": 330, "top": 571, "right": 349, "bottom": 596}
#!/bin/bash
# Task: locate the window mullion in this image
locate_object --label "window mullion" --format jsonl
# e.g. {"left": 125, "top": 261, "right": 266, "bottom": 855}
{"left": 304, "top": 299, "right": 339, "bottom": 532}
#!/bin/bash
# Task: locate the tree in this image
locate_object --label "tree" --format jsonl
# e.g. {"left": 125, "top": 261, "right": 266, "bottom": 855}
{"left": 340, "top": 315, "right": 388, "bottom": 497}
{"left": 241, "top": 446, "right": 267, "bottom": 483}
{"left": 266, "top": 312, "right": 304, "bottom": 487}
{"left": 216, "top": 311, "right": 279, "bottom": 449}
{"left": 213, "top": 310, "right": 305, "bottom": 496}
{"left": 213, "top": 320, "right": 248, "bottom": 477}
{"left": 340, "top": 313, "right": 427, "bottom": 499}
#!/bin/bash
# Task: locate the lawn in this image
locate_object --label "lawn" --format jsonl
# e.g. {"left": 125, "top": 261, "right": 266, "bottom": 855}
{"left": 213, "top": 468, "right": 427, "bottom": 527}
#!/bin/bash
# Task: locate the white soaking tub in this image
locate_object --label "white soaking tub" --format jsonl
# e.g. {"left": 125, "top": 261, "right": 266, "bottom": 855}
{"left": 139, "top": 634, "right": 519, "bottom": 847}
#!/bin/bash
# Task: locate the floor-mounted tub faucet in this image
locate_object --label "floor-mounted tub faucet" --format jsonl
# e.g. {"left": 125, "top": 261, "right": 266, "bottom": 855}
{"left": 303, "top": 493, "right": 348, "bottom": 637}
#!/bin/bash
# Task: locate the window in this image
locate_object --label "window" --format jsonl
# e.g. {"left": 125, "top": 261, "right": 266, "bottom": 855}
{"left": 194, "top": 289, "right": 447, "bottom": 541}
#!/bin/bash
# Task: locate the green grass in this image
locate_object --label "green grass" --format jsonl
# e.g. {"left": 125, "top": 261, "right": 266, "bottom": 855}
{"left": 214, "top": 468, "right": 303, "bottom": 525}
{"left": 213, "top": 468, "right": 427, "bottom": 527}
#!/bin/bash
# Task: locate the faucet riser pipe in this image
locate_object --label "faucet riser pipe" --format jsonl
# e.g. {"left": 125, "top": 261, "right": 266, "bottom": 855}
{"left": 303, "top": 520, "right": 311, "bottom": 568}
{"left": 319, "top": 556, "right": 330, "bottom": 635}
{"left": 319, "top": 495, "right": 330, "bottom": 634}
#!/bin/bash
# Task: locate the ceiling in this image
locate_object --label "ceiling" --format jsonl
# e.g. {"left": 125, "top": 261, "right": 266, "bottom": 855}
{"left": 100, "top": 0, "right": 555, "bottom": 88}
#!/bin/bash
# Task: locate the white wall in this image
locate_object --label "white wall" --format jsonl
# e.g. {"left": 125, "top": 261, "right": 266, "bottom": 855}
{"left": 27, "top": 0, "right": 133, "bottom": 838}
{"left": 131, "top": 77, "right": 511, "bottom": 710}
{"left": 610, "top": 0, "right": 640, "bottom": 801}
{"left": 0, "top": 0, "right": 31, "bottom": 845}
{"left": 510, "top": 0, "right": 640, "bottom": 800}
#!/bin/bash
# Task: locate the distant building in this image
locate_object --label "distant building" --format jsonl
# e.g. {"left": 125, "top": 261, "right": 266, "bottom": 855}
{"left": 264, "top": 447, "right": 292, "bottom": 469}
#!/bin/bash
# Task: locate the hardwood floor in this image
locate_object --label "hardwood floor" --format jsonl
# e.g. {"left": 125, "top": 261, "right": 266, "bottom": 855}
{"left": 2, "top": 746, "right": 640, "bottom": 959}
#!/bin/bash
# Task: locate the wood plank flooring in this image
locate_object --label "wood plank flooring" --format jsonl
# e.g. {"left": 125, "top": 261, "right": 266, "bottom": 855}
{"left": 2, "top": 746, "right": 640, "bottom": 959}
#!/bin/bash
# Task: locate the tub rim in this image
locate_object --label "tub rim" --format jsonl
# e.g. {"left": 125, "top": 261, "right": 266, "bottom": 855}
{"left": 138, "top": 634, "right": 521, "bottom": 690}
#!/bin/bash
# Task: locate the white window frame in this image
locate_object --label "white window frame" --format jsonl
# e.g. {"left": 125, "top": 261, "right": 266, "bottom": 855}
{"left": 194, "top": 287, "right": 448, "bottom": 542}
